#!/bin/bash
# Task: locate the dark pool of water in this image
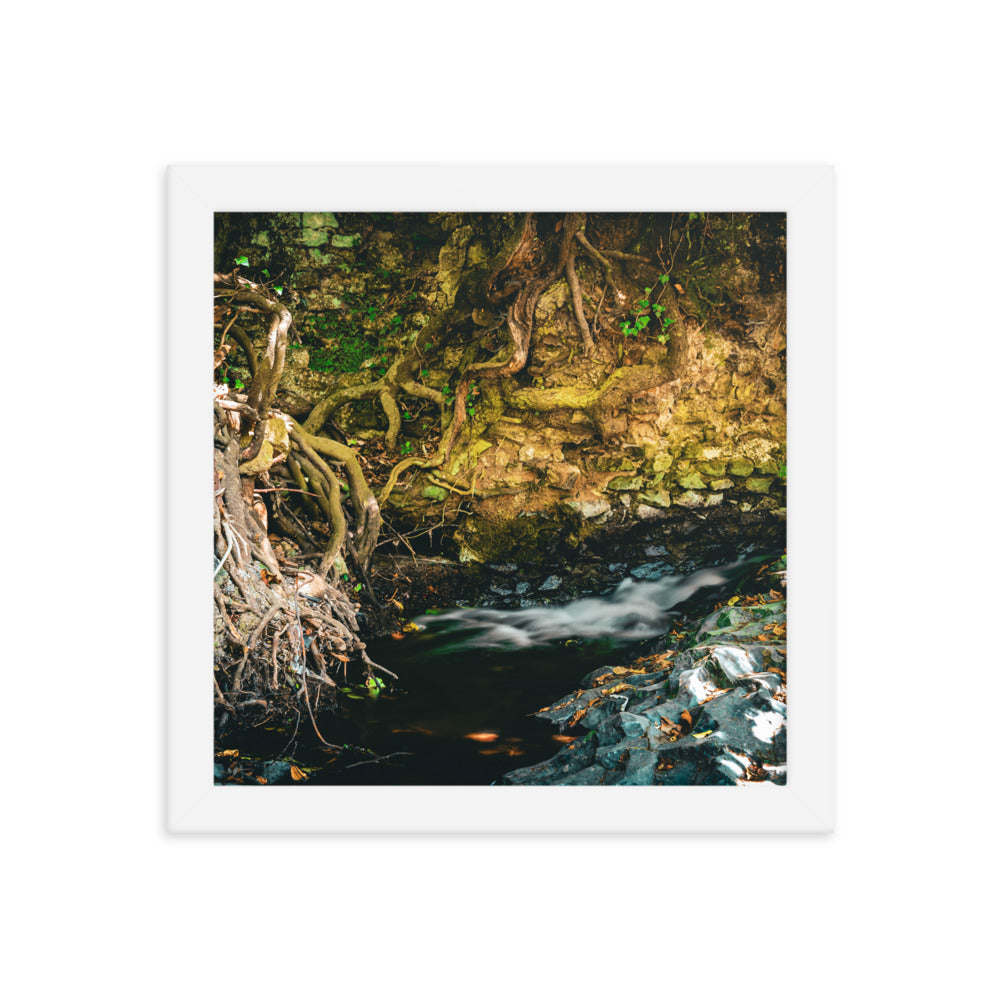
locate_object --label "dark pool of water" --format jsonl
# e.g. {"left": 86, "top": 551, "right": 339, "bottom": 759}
{"left": 235, "top": 635, "right": 630, "bottom": 785}
{"left": 221, "top": 556, "right": 772, "bottom": 785}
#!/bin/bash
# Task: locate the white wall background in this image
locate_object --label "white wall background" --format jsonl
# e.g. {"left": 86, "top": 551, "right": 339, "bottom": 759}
{"left": 5, "top": 3, "right": 993, "bottom": 998}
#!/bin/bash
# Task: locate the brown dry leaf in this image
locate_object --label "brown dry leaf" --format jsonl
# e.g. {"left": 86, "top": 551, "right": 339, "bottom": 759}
{"left": 464, "top": 732, "right": 500, "bottom": 742}
{"left": 591, "top": 672, "right": 613, "bottom": 686}
{"left": 256, "top": 776, "right": 267, "bottom": 784}
{"left": 612, "top": 667, "right": 633, "bottom": 675}
{"left": 551, "top": 734, "right": 575, "bottom": 743}
{"left": 217, "top": 748, "right": 239, "bottom": 758}
{"left": 569, "top": 708, "right": 586, "bottom": 727}
{"left": 604, "top": 682, "right": 632, "bottom": 695}
{"left": 680, "top": 709, "right": 693, "bottom": 725}
{"left": 290, "top": 765, "right": 306, "bottom": 781}
{"left": 391, "top": 632, "right": 405, "bottom": 640}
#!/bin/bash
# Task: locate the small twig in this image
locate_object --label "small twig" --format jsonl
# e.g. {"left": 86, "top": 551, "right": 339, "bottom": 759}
{"left": 343, "top": 751, "right": 414, "bottom": 770}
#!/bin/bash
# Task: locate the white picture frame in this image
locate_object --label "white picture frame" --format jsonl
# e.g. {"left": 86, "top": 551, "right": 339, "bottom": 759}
{"left": 168, "top": 165, "right": 833, "bottom": 832}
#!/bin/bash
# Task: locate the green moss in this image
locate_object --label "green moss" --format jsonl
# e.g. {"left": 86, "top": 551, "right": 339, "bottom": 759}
{"left": 308, "top": 248, "right": 334, "bottom": 266}
{"left": 300, "top": 228, "right": 328, "bottom": 247}
{"left": 608, "top": 475, "right": 644, "bottom": 490}
{"left": 728, "top": 458, "right": 754, "bottom": 477}
{"left": 303, "top": 212, "right": 339, "bottom": 229}
{"left": 697, "top": 460, "right": 727, "bottom": 477}
{"left": 745, "top": 477, "right": 774, "bottom": 493}
{"left": 677, "top": 471, "right": 707, "bottom": 489}
{"left": 463, "top": 516, "right": 559, "bottom": 565}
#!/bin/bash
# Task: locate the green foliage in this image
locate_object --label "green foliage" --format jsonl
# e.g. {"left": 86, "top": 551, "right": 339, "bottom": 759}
{"left": 621, "top": 276, "right": 675, "bottom": 344}
{"left": 234, "top": 255, "right": 249, "bottom": 267}
{"left": 296, "top": 281, "right": 413, "bottom": 374}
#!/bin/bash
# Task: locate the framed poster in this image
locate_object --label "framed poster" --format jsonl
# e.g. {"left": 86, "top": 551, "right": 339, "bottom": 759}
{"left": 168, "top": 165, "right": 833, "bottom": 832}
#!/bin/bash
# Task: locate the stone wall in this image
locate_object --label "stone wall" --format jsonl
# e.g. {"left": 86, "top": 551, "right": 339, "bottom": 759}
{"left": 217, "top": 212, "right": 786, "bottom": 572}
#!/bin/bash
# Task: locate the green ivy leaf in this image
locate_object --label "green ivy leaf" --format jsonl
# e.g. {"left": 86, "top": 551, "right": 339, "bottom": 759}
{"left": 274, "top": 286, "right": 283, "bottom": 295}
{"left": 659, "top": 274, "right": 669, "bottom": 284}
{"left": 234, "top": 255, "right": 249, "bottom": 267}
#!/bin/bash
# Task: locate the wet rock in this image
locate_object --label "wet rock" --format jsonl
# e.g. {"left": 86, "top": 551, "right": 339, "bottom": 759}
{"left": 503, "top": 596, "right": 787, "bottom": 786}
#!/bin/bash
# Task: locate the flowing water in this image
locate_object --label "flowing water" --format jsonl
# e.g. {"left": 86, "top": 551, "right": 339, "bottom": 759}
{"left": 223, "top": 558, "right": 765, "bottom": 785}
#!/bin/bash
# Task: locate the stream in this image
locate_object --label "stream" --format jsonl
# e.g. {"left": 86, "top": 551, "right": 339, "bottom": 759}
{"left": 218, "top": 558, "right": 773, "bottom": 785}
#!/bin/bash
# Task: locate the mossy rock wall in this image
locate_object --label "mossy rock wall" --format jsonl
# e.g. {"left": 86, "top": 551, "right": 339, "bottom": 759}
{"left": 216, "top": 213, "right": 786, "bottom": 571}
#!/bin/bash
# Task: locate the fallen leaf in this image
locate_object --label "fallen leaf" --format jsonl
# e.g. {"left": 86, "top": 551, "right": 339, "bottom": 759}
{"left": 681, "top": 710, "right": 693, "bottom": 725}
{"left": 604, "top": 682, "right": 632, "bottom": 695}
{"left": 692, "top": 731, "right": 712, "bottom": 739}
{"left": 391, "top": 632, "right": 405, "bottom": 640}
{"left": 256, "top": 776, "right": 268, "bottom": 784}
{"left": 290, "top": 765, "right": 306, "bottom": 781}
{"left": 464, "top": 732, "right": 499, "bottom": 742}
{"left": 217, "top": 749, "right": 239, "bottom": 758}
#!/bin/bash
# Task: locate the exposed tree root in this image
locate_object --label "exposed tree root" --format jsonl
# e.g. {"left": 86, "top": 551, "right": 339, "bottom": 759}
{"left": 213, "top": 214, "right": 646, "bottom": 721}
{"left": 213, "top": 272, "right": 390, "bottom": 725}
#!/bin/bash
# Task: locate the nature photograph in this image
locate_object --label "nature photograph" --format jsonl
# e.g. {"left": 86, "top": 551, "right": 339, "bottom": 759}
{"left": 212, "top": 211, "right": 787, "bottom": 786}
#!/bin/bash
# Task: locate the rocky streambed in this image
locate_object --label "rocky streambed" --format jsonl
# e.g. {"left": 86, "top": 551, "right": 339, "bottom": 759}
{"left": 215, "top": 554, "right": 786, "bottom": 786}
{"left": 502, "top": 596, "right": 787, "bottom": 786}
